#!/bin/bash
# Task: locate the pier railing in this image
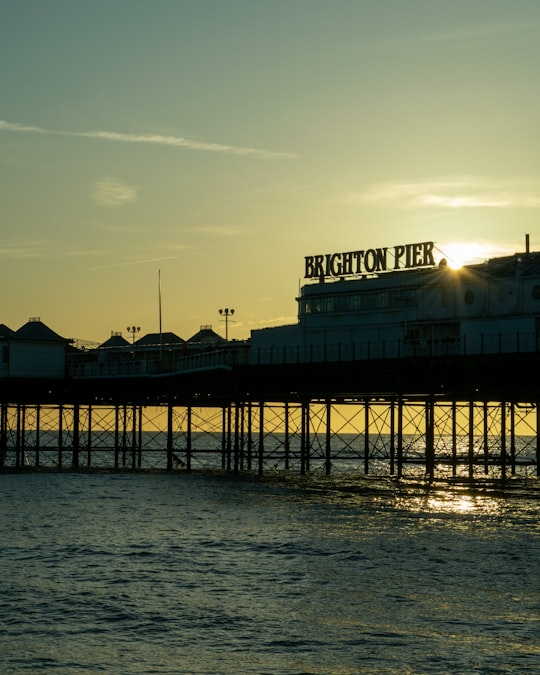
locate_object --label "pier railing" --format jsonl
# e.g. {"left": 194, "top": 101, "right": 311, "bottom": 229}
{"left": 64, "top": 329, "right": 540, "bottom": 378}
{"left": 250, "top": 330, "right": 540, "bottom": 366}
{"left": 70, "top": 345, "right": 249, "bottom": 378}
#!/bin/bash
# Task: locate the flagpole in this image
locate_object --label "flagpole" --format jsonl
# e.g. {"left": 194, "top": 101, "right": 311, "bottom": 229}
{"left": 158, "top": 269, "right": 163, "bottom": 368}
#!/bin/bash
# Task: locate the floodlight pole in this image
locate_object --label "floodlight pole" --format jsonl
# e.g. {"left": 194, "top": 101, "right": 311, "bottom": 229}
{"left": 127, "top": 325, "right": 140, "bottom": 344}
{"left": 218, "top": 308, "right": 235, "bottom": 342}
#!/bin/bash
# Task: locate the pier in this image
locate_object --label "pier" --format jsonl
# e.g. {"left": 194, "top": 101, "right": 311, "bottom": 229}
{"left": 2, "top": 243, "right": 540, "bottom": 480}
{"left": 1, "top": 348, "right": 539, "bottom": 480}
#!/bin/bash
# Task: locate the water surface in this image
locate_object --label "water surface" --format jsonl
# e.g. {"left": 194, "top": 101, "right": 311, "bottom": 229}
{"left": 1, "top": 472, "right": 538, "bottom": 673}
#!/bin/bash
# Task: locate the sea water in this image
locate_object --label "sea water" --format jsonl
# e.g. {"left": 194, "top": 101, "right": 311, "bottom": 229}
{"left": 0, "top": 471, "right": 538, "bottom": 674}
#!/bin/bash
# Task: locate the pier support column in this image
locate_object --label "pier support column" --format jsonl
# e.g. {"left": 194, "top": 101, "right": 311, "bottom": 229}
{"left": 305, "top": 402, "right": 311, "bottom": 473}
{"left": 221, "top": 407, "right": 227, "bottom": 470}
{"left": 389, "top": 398, "right": 395, "bottom": 475}
{"left": 233, "top": 402, "right": 240, "bottom": 475}
{"left": 397, "top": 396, "right": 403, "bottom": 479}
{"left": 114, "top": 405, "right": 120, "bottom": 470}
{"left": 240, "top": 402, "right": 245, "bottom": 471}
{"left": 509, "top": 402, "right": 516, "bottom": 476}
{"left": 15, "top": 404, "right": 22, "bottom": 469}
{"left": 468, "top": 401, "right": 475, "bottom": 479}
{"left": 121, "top": 404, "right": 128, "bottom": 467}
{"left": 536, "top": 402, "right": 540, "bottom": 478}
{"left": 425, "top": 397, "right": 435, "bottom": 481}
{"left": 186, "top": 405, "right": 192, "bottom": 472}
{"left": 500, "top": 402, "right": 507, "bottom": 480}
{"left": 87, "top": 405, "right": 92, "bottom": 468}
{"left": 258, "top": 402, "right": 264, "bottom": 476}
{"left": 300, "top": 401, "right": 310, "bottom": 476}
{"left": 364, "top": 398, "right": 370, "bottom": 475}
{"left": 483, "top": 401, "right": 489, "bottom": 475}
{"left": 246, "top": 402, "right": 253, "bottom": 471}
{"left": 166, "top": 402, "right": 173, "bottom": 472}
{"left": 284, "top": 402, "right": 290, "bottom": 471}
{"left": 35, "top": 404, "right": 41, "bottom": 468}
{"left": 451, "top": 401, "right": 457, "bottom": 477}
{"left": 138, "top": 406, "right": 143, "bottom": 469}
{"left": 22, "top": 404, "right": 27, "bottom": 468}
{"left": 58, "top": 404, "right": 63, "bottom": 469}
{"left": 226, "top": 404, "right": 232, "bottom": 472}
{"left": 0, "top": 403, "right": 7, "bottom": 467}
{"left": 131, "top": 404, "right": 137, "bottom": 470}
{"left": 72, "top": 403, "right": 80, "bottom": 469}
{"left": 325, "top": 401, "right": 331, "bottom": 476}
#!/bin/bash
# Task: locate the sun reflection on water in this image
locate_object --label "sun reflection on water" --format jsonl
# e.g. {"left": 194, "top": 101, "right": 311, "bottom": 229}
{"left": 393, "top": 483, "right": 510, "bottom": 518}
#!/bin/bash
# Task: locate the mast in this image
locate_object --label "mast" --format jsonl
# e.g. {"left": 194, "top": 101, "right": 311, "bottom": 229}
{"left": 158, "top": 269, "right": 163, "bottom": 367}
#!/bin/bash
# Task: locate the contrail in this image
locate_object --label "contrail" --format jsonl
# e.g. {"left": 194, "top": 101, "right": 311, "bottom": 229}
{"left": 0, "top": 119, "right": 297, "bottom": 159}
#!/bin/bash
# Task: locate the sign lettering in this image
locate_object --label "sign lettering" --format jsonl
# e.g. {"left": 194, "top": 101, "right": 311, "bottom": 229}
{"left": 305, "top": 241, "right": 435, "bottom": 279}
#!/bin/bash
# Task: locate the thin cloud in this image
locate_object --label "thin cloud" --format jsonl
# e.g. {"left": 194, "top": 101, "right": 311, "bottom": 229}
{"left": 94, "top": 221, "right": 146, "bottom": 233}
{"left": 416, "top": 20, "right": 535, "bottom": 46}
{"left": 156, "top": 242, "right": 191, "bottom": 252}
{"left": 61, "top": 248, "right": 109, "bottom": 257}
{"left": 85, "top": 255, "right": 179, "bottom": 271}
{"left": 0, "top": 119, "right": 297, "bottom": 159}
{"left": 379, "top": 19, "right": 537, "bottom": 52}
{"left": 194, "top": 226, "right": 244, "bottom": 237}
{"left": 346, "top": 177, "right": 540, "bottom": 210}
{"left": 0, "top": 244, "right": 41, "bottom": 260}
{"left": 0, "top": 240, "right": 109, "bottom": 260}
{"left": 93, "top": 178, "right": 139, "bottom": 207}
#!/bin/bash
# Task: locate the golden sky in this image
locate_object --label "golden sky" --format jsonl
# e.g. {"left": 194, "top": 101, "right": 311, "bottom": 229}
{"left": 1, "top": 1, "right": 539, "bottom": 343}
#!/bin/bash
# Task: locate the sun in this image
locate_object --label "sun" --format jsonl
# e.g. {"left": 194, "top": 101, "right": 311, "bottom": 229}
{"left": 438, "top": 242, "right": 492, "bottom": 269}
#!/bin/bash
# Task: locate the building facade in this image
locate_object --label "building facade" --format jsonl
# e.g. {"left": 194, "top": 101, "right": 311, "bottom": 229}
{"left": 250, "top": 246, "right": 540, "bottom": 363}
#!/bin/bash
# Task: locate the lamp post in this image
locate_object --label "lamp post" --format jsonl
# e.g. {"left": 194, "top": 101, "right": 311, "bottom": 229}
{"left": 127, "top": 325, "right": 140, "bottom": 344}
{"left": 218, "top": 308, "right": 235, "bottom": 342}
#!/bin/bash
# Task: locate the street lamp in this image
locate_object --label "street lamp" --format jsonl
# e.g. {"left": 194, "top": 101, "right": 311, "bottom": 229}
{"left": 218, "top": 308, "right": 235, "bottom": 342}
{"left": 127, "top": 325, "right": 140, "bottom": 344}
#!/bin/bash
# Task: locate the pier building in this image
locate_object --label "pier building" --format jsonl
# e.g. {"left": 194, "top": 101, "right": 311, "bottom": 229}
{"left": 250, "top": 241, "right": 540, "bottom": 363}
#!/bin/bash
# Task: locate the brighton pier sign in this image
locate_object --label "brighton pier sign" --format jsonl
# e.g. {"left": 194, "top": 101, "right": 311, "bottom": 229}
{"left": 304, "top": 240, "right": 435, "bottom": 279}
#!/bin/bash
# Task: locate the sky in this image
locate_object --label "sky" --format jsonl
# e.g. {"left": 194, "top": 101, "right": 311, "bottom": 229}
{"left": 1, "top": 0, "right": 539, "bottom": 345}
